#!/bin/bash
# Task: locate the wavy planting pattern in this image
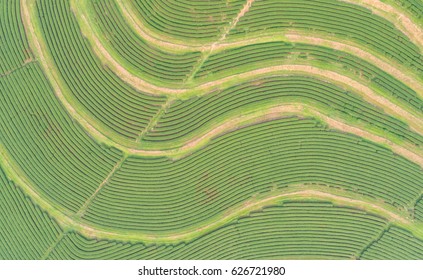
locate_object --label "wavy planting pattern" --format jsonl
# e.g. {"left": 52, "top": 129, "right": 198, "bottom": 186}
{"left": 90, "top": 0, "right": 201, "bottom": 84}
{"left": 228, "top": 0, "right": 423, "bottom": 75}
{"left": 361, "top": 226, "right": 423, "bottom": 259}
{"left": 196, "top": 41, "right": 423, "bottom": 113}
{"left": 130, "top": 0, "right": 246, "bottom": 43}
{"left": 142, "top": 76, "right": 423, "bottom": 150}
{"left": 0, "top": 63, "right": 124, "bottom": 213}
{"left": 0, "top": 0, "right": 33, "bottom": 74}
{"left": 0, "top": 0, "right": 422, "bottom": 260}
{"left": 52, "top": 201, "right": 388, "bottom": 259}
{"left": 0, "top": 167, "right": 62, "bottom": 259}
{"left": 36, "top": 0, "right": 167, "bottom": 140}
{"left": 83, "top": 118, "right": 423, "bottom": 232}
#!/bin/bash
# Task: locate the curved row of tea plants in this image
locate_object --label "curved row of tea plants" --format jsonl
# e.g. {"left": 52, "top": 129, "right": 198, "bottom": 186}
{"left": 392, "top": 0, "right": 423, "bottom": 24}
{"left": 35, "top": 0, "right": 422, "bottom": 153}
{"left": 128, "top": 0, "right": 246, "bottom": 43}
{"left": 415, "top": 196, "right": 423, "bottom": 221}
{"left": 141, "top": 76, "right": 423, "bottom": 150}
{"left": 36, "top": 0, "right": 167, "bottom": 140}
{"left": 0, "top": 63, "right": 124, "bottom": 213}
{"left": 196, "top": 41, "right": 423, "bottom": 114}
{"left": 50, "top": 201, "right": 389, "bottom": 259}
{"left": 361, "top": 226, "right": 423, "bottom": 259}
{"left": 82, "top": 117, "right": 423, "bottom": 232}
{"left": 228, "top": 0, "right": 423, "bottom": 75}
{"left": 0, "top": 0, "right": 32, "bottom": 74}
{"left": 0, "top": 167, "right": 62, "bottom": 259}
{"left": 89, "top": 0, "right": 201, "bottom": 84}
{"left": 1, "top": 0, "right": 421, "bottom": 260}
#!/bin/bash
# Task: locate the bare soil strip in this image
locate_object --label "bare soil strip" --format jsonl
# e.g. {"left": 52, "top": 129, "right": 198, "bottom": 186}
{"left": 161, "top": 104, "right": 423, "bottom": 166}
{"left": 73, "top": 12, "right": 423, "bottom": 98}
{"left": 196, "top": 65, "right": 423, "bottom": 134}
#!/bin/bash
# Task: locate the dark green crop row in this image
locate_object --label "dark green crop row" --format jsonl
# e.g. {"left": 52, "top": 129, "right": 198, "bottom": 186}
{"left": 131, "top": 0, "right": 246, "bottom": 42}
{"left": 90, "top": 0, "right": 201, "bottom": 83}
{"left": 143, "top": 76, "right": 423, "bottom": 149}
{"left": 37, "top": 0, "right": 167, "bottom": 140}
{"left": 0, "top": 0, "right": 32, "bottom": 74}
{"left": 0, "top": 167, "right": 62, "bottom": 259}
{"left": 83, "top": 117, "right": 423, "bottom": 232}
{"left": 51, "top": 201, "right": 388, "bottom": 259}
{"left": 228, "top": 0, "right": 423, "bottom": 75}
{"left": 361, "top": 226, "right": 423, "bottom": 259}
{"left": 0, "top": 63, "right": 123, "bottom": 213}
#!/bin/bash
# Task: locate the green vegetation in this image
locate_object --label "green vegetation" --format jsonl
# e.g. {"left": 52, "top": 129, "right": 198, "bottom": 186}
{"left": 0, "top": 167, "right": 62, "bottom": 259}
{"left": 37, "top": 0, "right": 167, "bottom": 140}
{"left": 197, "top": 41, "right": 423, "bottom": 114}
{"left": 415, "top": 196, "right": 423, "bottom": 221}
{"left": 391, "top": 0, "right": 423, "bottom": 24}
{"left": 142, "top": 76, "right": 422, "bottom": 150}
{"left": 0, "top": 0, "right": 32, "bottom": 74}
{"left": 51, "top": 201, "right": 388, "bottom": 259}
{"left": 0, "top": 0, "right": 422, "bottom": 260}
{"left": 90, "top": 0, "right": 201, "bottom": 84}
{"left": 0, "top": 63, "right": 123, "bottom": 213}
{"left": 228, "top": 0, "right": 423, "bottom": 75}
{"left": 361, "top": 226, "right": 423, "bottom": 259}
{"left": 130, "top": 0, "right": 246, "bottom": 43}
{"left": 84, "top": 118, "right": 423, "bottom": 232}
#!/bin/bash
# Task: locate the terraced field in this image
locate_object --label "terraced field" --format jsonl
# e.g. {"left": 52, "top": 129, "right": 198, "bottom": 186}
{"left": 0, "top": 0, "right": 422, "bottom": 259}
